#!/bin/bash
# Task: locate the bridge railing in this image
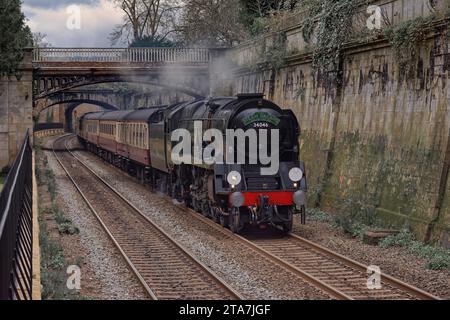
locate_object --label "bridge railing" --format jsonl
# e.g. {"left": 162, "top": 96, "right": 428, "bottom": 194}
{"left": 33, "top": 48, "right": 210, "bottom": 63}
{"left": 0, "top": 131, "right": 33, "bottom": 300}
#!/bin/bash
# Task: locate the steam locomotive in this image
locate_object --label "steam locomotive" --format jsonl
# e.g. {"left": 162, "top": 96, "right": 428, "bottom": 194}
{"left": 77, "top": 94, "right": 307, "bottom": 233}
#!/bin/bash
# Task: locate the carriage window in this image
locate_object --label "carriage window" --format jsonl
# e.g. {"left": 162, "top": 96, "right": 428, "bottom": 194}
{"left": 144, "top": 125, "right": 148, "bottom": 148}
{"left": 139, "top": 124, "right": 142, "bottom": 147}
{"left": 141, "top": 124, "right": 144, "bottom": 148}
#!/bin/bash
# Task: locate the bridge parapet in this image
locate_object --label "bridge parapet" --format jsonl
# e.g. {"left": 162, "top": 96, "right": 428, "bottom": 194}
{"left": 33, "top": 47, "right": 210, "bottom": 64}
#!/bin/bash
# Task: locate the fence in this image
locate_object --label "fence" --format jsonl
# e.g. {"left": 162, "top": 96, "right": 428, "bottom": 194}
{"left": 0, "top": 132, "right": 33, "bottom": 300}
{"left": 34, "top": 123, "right": 64, "bottom": 132}
{"left": 33, "top": 47, "right": 211, "bottom": 63}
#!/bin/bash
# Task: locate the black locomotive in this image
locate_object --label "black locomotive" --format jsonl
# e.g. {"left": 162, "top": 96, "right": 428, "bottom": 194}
{"left": 78, "top": 93, "right": 307, "bottom": 233}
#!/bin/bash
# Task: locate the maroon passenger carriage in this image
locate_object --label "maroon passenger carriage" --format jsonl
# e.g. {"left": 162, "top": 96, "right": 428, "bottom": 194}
{"left": 78, "top": 107, "right": 166, "bottom": 182}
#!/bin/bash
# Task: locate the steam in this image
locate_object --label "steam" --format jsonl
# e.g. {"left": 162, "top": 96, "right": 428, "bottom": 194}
{"left": 114, "top": 48, "right": 239, "bottom": 107}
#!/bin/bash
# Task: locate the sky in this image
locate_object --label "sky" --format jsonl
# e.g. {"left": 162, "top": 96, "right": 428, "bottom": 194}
{"left": 22, "top": 0, "right": 124, "bottom": 47}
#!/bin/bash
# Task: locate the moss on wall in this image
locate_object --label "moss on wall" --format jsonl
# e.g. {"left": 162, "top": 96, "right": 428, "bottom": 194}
{"left": 231, "top": 6, "right": 450, "bottom": 245}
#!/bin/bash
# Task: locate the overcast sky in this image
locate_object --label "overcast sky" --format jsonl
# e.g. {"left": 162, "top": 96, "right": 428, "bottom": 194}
{"left": 23, "top": 0, "right": 124, "bottom": 47}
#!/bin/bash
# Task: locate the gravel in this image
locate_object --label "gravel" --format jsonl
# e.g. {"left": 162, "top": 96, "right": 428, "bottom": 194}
{"left": 42, "top": 136, "right": 148, "bottom": 300}
{"left": 71, "top": 142, "right": 330, "bottom": 300}
{"left": 291, "top": 220, "right": 450, "bottom": 299}
{"left": 65, "top": 135, "right": 449, "bottom": 300}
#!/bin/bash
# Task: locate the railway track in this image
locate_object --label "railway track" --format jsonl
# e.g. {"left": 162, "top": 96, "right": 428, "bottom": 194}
{"left": 52, "top": 135, "right": 242, "bottom": 300}
{"left": 250, "top": 233, "right": 441, "bottom": 300}
{"left": 64, "top": 135, "right": 441, "bottom": 301}
{"left": 180, "top": 207, "right": 441, "bottom": 300}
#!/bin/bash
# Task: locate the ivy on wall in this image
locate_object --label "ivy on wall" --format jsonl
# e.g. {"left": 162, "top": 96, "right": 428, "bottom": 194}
{"left": 301, "top": 0, "right": 363, "bottom": 72}
{"left": 263, "top": 32, "right": 288, "bottom": 70}
{"left": 246, "top": 0, "right": 449, "bottom": 75}
{"left": 384, "top": 12, "right": 448, "bottom": 64}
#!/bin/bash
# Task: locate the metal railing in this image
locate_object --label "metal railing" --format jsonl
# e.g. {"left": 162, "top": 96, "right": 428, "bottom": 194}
{"left": 0, "top": 131, "right": 33, "bottom": 300}
{"left": 33, "top": 47, "right": 211, "bottom": 63}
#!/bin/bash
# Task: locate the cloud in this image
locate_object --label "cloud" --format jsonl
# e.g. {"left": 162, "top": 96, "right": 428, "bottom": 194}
{"left": 23, "top": 0, "right": 123, "bottom": 47}
{"left": 23, "top": 0, "right": 100, "bottom": 10}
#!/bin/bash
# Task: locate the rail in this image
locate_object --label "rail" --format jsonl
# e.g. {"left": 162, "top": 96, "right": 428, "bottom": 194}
{"left": 0, "top": 131, "right": 33, "bottom": 300}
{"left": 33, "top": 48, "right": 211, "bottom": 63}
{"left": 54, "top": 135, "right": 242, "bottom": 300}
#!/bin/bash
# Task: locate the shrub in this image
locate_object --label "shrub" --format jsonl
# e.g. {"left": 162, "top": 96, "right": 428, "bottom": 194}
{"left": 380, "top": 230, "right": 450, "bottom": 271}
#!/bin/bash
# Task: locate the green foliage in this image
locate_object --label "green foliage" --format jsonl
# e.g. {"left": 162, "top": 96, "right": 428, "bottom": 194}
{"left": 295, "top": 86, "right": 306, "bottom": 101}
{"left": 307, "top": 208, "right": 333, "bottom": 223}
{"left": 384, "top": 15, "right": 435, "bottom": 63}
{"left": 46, "top": 168, "right": 56, "bottom": 201}
{"left": 301, "top": 0, "right": 361, "bottom": 72}
{"left": 53, "top": 205, "right": 79, "bottom": 235}
{"left": 0, "top": 0, "right": 32, "bottom": 77}
{"left": 239, "top": 0, "right": 301, "bottom": 34}
{"left": 308, "top": 207, "right": 370, "bottom": 239}
{"left": 0, "top": 175, "right": 5, "bottom": 191}
{"left": 129, "top": 35, "right": 178, "bottom": 48}
{"left": 263, "top": 32, "right": 288, "bottom": 70}
{"left": 380, "top": 230, "right": 450, "bottom": 271}
{"left": 246, "top": 33, "right": 288, "bottom": 71}
{"left": 57, "top": 223, "right": 80, "bottom": 235}
{"left": 333, "top": 213, "right": 369, "bottom": 239}
{"left": 309, "top": 210, "right": 450, "bottom": 271}
{"left": 39, "top": 217, "right": 85, "bottom": 299}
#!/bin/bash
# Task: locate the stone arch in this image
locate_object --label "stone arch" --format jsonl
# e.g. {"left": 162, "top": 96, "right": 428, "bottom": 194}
{"left": 34, "top": 98, "right": 119, "bottom": 118}
{"left": 64, "top": 101, "right": 118, "bottom": 132}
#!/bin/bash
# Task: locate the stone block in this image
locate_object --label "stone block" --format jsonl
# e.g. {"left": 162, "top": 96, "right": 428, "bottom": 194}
{"left": 363, "top": 230, "right": 400, "bottom": 246}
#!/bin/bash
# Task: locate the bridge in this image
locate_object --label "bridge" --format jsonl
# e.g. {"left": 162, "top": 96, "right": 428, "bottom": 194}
{"left": 36, "top": 88, "right": 192, "bottom": 132}
{"left": 32, "top": 47, "right": 215, "bottom": 117}
{"left": 34, "top": 88, "right": 191, "bottom": 115}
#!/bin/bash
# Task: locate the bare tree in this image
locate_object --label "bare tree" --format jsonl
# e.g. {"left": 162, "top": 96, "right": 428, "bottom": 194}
{"left": 110, "top": 0, "right": 181, "bottom": 45}
{"left": 33, "top": 32, "right": 51, "bottom": 47}
{"left": 180, "top": 0, "right": 247, "bottom": 47}
{"left": 243, "top": 0, "right": 300, "bottom": 18}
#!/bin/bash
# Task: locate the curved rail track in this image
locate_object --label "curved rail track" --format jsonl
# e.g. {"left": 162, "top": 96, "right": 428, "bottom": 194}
{"left": 63, "top": 134, "right": 441, "bottom": 300}
{"left": 52, "top": 135, "right": 242, "bottom": 300}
